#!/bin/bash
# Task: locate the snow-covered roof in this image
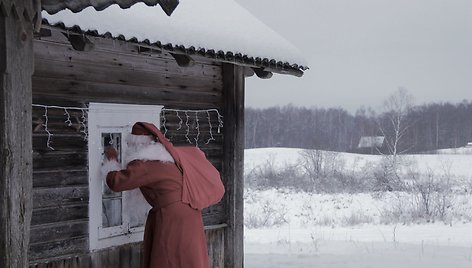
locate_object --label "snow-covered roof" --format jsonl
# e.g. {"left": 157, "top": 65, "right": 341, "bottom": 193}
{"left": 41, "top": 0, "right": 308, "bottom": 77}
{"left": 41, "top": 0, "right": 179, "bottom": 16}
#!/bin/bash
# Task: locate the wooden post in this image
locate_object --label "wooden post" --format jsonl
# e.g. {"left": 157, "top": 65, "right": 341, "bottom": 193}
{"left": 0, "top": 1, "right": 34, "bottom": 267}
{"left": 222, "top": 64, "right": 244, "bottom": 268}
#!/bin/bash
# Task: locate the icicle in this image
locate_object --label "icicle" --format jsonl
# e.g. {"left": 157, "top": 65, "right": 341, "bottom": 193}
{"left": 162, "top": 110, "right": 168, "bottom": 136}
{"left": 80, "top": 109, "right": 88, "bottom": 141}
{"left": 194, "top": 111, "right": 200, "bottom": 147}
{"left": 217, "top": 113, "right": 223, "bottom": 134}
{"left": 185, "top": 111, "right": 192, "bottom": 144}
{"left": 160, "top": 108, "right": 224, "bottom": 146}
{"left": 176, "top": 111, "right": 183, "bottom": 130}
{"left": 64, "top": 108, "right": 73, "bottom": 126}
{"left": 43, "top": 107, "right": 54, "bottom": 150}
{"left": 205, "top": 110, "right": 215, "bottom": 145}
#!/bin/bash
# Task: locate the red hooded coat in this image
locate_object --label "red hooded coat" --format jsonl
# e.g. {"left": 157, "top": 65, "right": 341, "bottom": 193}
{"left": 106, "top": 122, "right": 225, "bottom": 268}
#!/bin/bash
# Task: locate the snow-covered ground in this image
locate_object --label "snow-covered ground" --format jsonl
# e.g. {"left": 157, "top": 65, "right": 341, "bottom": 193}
{"left": 245, "top": 241, "right": 472, "bottom": 268}
{"left": 244, "top": 147, "right": 472, "bottom": 267}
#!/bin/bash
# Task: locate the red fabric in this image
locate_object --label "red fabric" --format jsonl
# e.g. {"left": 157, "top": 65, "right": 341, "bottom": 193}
{"left": 105, "top": 122, "right": 225, "bottom": 267}
{"left": 131, "top": 123, "right": 153, "bottom": 136}
{"left": 132, "top": 122, "right": 225, "bottom": 210}
{"left": 107, "top": 160, "right": 210, "bottom": 268}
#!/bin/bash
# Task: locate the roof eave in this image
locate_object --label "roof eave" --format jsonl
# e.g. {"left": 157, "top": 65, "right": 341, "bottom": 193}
{"left": 41, "top": 0, "right": 179, "bottom": 16}
{"left": 40, "top": 22, "right": 307, "bottom": 78}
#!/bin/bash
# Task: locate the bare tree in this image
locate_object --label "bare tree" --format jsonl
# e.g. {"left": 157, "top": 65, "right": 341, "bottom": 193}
{"left": 377, "top": 88, "right": 414, "bottom": 189}
{"left": 380, "top": 88, "right": 414, "bottom": 155}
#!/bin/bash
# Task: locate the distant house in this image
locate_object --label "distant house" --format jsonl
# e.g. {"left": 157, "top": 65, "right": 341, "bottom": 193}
{"left": 466, "top": 142, "right": 472, "bottom": 148}
{"left": 357, "top": 136, "right": 385, "bottom": 154}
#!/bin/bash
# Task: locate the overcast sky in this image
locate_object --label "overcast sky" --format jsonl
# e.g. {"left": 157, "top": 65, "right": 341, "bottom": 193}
{"left": 235, "top": 0, "right": 472, "bottom": 113}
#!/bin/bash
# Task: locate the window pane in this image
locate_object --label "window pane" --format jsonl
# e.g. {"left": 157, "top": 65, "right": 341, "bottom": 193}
{"left": 101, "top": 132, "right": 122, "bottom": 163}
{"left": 101, "top": 132, "right": 123, "bottom": 227}
{"left": 124, "top": 189, "right": 149, "bottom": 228}
{"left": 102, "top": 198, "right": 122, "bottom": 227}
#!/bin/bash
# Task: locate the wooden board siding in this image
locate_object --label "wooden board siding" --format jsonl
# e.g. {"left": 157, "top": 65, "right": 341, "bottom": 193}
{"left": 222, "top": 64, "right": 245, "bottom": 268}
{"left": 29, "top": 228, "right": 225, "bottom": 268}
{"left": 0, "top": 7, "right": 34, "bottom": 268}
{"left": 30, "top": 27, "right": 228, "bottom": 266}
{"left": 30, "top": 105, "right": 90, "bottom": 262}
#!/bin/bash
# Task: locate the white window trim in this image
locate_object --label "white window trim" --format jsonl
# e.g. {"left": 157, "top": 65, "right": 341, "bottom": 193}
{"left": 88, "top": 102, "right": 163, "bottom": 251}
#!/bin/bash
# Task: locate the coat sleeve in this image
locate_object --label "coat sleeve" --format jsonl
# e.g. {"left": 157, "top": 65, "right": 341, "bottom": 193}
{"left": 106, "top": 160, "right": 152, "bottom": 192}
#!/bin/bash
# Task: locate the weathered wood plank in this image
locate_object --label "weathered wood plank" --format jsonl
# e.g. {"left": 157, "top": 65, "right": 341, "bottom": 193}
{"left": 89, "top": 242, "right": 142, "bottom": 268}
{"left": 34, "top": 58, "right": 222, "bottom": 90}
{"left": 32, "top": 107, "right": 88, "bottom": 135}
{"left": 30, "top": 25, "right": 229, "bottom": 266}
{"left": 31, "top": 204, "right": 88, "bottom": 226}
{"left": 34, "top": 40, "right": 223, "bottom": 80}
{"left": 33, "top": 186, "right": 88, "bottom": 209}
{"left": 33, "top": 170, "right": 87, "bottom": 188}
{"left": 29, "top": 242, "right": 143, "bottom": 268}
{"left": 202, "top": 211, "right": 226, "bottom": 226}
{"left": 32, "top": 76, "right": 223, "bottom": 108}
{"left": 37, "top": 27, "right": 221, "bottom": 66}
{"left": 28, "top": 237, "right": 88, "bottom": 262}
{"left": 163, "top": 139, "right": 223, "bottom": 149}
{"left": 206, "top": 228, "right": 225, "bottom": 268}
{"left": 28, "top": 228, "right": 226, "bottom": 268}
{"left": 33, "top": 134, "right": 87, "bottom": 153}
{"left": 30, "top": 220, "right": 88, "bottom": 245}
{"left": 222, "top": 64, "right": 245, "bottom": 268}
{"left": 0, "top": 5, "right": 34, "bottom": 268}
{"left": 33, "top": 151, "right": 88, "bottom": 170}
{"left": 162, "top": 121, "right": 224, "bottom": 131}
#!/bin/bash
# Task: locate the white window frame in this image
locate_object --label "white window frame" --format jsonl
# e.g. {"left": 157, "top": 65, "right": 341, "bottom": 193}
{"left": 88, "top": 102, "right": 163, "bottom": 251}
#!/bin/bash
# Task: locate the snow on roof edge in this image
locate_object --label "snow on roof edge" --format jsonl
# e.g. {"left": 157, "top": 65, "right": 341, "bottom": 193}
{"left": 41, "top": 0, "right": 178, "bottom": 16}
{"left": 41, "top": 1, "right": 308, "bottom": 76}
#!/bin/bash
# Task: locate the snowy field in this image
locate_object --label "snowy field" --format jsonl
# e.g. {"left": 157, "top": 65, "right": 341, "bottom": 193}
{"left": 243, "top": 147, "right": 472, "bottom": 267}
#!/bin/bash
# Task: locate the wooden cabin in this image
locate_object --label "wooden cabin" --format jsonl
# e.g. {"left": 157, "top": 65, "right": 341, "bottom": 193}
{"left": 0, "top": 1, "right": 307, "bottom": 268}
{"left": 356, "top": 136, "right": 386, "bottom": 154}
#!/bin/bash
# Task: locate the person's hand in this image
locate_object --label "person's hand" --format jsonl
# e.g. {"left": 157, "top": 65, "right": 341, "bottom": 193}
{"left": 104, "top": 146, "right": 118, "bottom": 161}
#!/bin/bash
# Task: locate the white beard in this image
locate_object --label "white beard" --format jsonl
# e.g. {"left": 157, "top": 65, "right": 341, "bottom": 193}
{"left": 101, "top": 140, "right": 175, "bottom": 179}
{"left": 124, "top": 142, "right": 175, "bottom": 166}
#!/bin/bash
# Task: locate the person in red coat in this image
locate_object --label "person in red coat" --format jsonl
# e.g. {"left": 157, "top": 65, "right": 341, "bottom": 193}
{"left": 102, "top": 122, "right": 224, "bottom": 268}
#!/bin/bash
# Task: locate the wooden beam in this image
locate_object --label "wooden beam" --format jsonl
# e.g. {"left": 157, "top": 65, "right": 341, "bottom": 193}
{"left": 62, "top": 32, "right": 95, "bottom": 52}
{"left": 222, "top": 64, "right": 244, "bottom": 268}
{"left": 243, "top": 67, "right": 255, "bottom": 78}
{"left": 170, "top": 53, "right": 195, "bottom": 67}
{"left": 0, "top": 1, "right": 34, "bottom": 267}
{"left": 252, "top": 67, "right": 273, "bottom": 79}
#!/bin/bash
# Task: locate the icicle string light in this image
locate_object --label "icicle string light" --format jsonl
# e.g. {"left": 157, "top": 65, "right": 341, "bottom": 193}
{"left": 205, "top": 110, "right": 215, "bottom": 145}
{"left": 217, "top": 114, "right": 223, "bottom": 134}
{"left": 64, "top": 108, "right": 72, "bottom": 126}
{"left": 162, "top": 113, "right": 168, "bottom": 136}
{"left": 161, "top": 108, "right": 223, "bottom": 146}
{"left": 33, "top": 105, "right": 224, "bottom": 150}
{"left": 194, "top": 112, "right": 200, "bottom": 147}
{"left": 43, "top": 107, "right": 54, "bottom": 150}
{"left": 80, "top": 109, "right": 88, "bottom": 141}
{"left": 176, "top": 111, "right": 183, "bottom": 130}
{"left": 184, "top": 111, "right": 192, "bottom": 144}
{"left": 33, "top": 104, "right": 88, "bottom": 111}
{"left": 33, "top": 104, "right": 89, "bottom": 150}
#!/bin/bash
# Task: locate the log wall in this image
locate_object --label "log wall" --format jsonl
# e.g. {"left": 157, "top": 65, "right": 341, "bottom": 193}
{"left": 29, "top": 27, "right": 228, "bottom": 267}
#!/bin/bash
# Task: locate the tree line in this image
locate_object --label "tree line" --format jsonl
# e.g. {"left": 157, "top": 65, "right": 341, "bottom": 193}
{"left": 245, "top": 98, "right": 472, "bottom": 153}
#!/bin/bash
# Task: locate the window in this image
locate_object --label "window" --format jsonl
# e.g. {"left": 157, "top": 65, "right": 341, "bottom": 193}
{"left": 88, "top": 103, "right": 163, "bottom": 250}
